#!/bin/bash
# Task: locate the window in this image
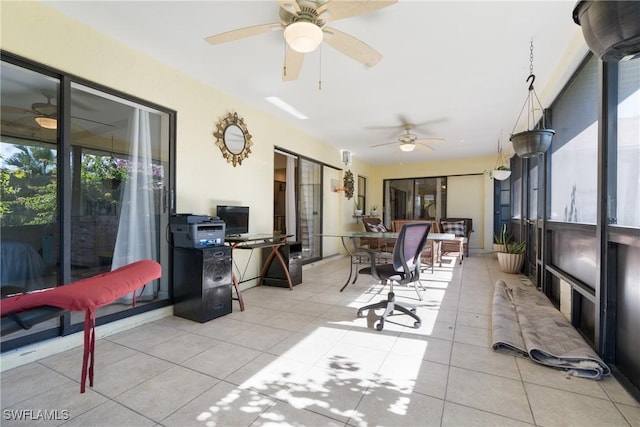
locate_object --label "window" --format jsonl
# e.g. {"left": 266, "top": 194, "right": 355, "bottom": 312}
{"left": 357, "top": 175, "right": 366, "bottom": 213}
{"left": 549, "top": 55, "right": 599, "bottom": 223}
{"left": 616, "top": 59, "right": 640, "bottom": 227}
{"left": 383, "top": 176, "right": 447, "bottom": 225}
{"left": 1, "top": 55, "right": 174, "bottom": 349}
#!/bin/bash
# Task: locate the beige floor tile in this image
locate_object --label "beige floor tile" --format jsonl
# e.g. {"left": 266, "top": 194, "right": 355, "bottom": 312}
{"left": 393, "top": 334, "right": 453, "bottom": 365}
{"left": 113, "top": 365, "right": 216, "bottom": 422}
{"left": 161, "top": 380, "right": 273, "bottom": 427}
{"left": 190, "top": 316, "right": 255, "bottom": 341}
{"left": 526, "top": 382, "right": 630, "bottom": 427}
{"left": 376, "top": 352, "right": 449, "bottom": 400}
{"left": 446, "top": 366, "right": 533, "bottom": 424}
{"left": 61, "top": 400, "right": 155, "bottom": 427}
{"left": 601, "top": 376, "right": 640, "bottom": 407}
{"left": 266, "top": 331, "right": 335, "bottom": 366}
{"left": 1, "top": 382, "right": 106, "bottom": 427}
{"left": 90, "top": 352, "right": 173, "bottom": 398}
{"left": 106, "top": 322, "right": 184, "bottom": 352}
{"left": 451, "top": 341, "right": 521, "bottom": 380}
{"left": 251, "top": 400, "right": 344, "bottom": 426}
{"left": 617, "top": 403, "right": 640, "bottom": 427}
{"left": 349, "top": 386, "right": 444, "bottom": 427}
{"left": 182, "top": 341, "right": 261, "bottom": 380}
{"left": 227, "top": 353, "right": 313, "bottom": 396}
{"left": 260, "top": 311, "right": 317, "bottom": 332}
{"left": 441, "top": 401, "right": 534, "bottom": 427}
{"left": 516, "top": 356, "right": 609, "bottom": 399}
{"left": 277, "top": 365, "right": 369, "bottom": 423}
{"left": 228, "top": 324, "right": 293, "bottom": 352}
{"left": 456, "top": 311, "right": 491, "bottom": 329}
{"left": 145, "top": 332, "right": 218, "bottom": 363}
{"left": 1, "top": 364, "right": 71, "bottom": 408}
{"left": 226, "top": 305, "right": 278, "bottom": 324}
{"left": 453, "top": 324, "right": 491, "bottom": 348}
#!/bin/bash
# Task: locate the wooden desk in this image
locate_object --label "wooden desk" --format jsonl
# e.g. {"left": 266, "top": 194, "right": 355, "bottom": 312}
{"left": 225, "top": 233, "right": 294, "bottom": 310}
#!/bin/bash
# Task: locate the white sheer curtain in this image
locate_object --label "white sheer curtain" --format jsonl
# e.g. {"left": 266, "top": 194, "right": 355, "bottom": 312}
{"left": 285, "top": 155, "right": 297, "bottom": 242}
{"left": 112, "top": 109, "right": 157, "bottom": 303}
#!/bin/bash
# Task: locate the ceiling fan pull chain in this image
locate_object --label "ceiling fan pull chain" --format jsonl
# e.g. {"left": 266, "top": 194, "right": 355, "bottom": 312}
{"left": 318, "top": 44, "right": 322, "bottom": 91}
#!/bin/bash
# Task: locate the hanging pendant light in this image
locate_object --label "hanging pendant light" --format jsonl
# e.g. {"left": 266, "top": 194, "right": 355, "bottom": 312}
{"left": 510, "top": 39, "right": 555, "bottom": 158}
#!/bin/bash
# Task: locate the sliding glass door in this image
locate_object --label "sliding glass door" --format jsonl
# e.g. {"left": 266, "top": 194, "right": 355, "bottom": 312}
{"left": 1, "top": 56, "right": 173, "bottom": 349}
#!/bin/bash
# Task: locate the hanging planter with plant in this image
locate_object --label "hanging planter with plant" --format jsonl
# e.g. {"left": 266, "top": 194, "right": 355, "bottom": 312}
{"left": 510, "top": 39, "right": 555, "bottom": 158}
{"left": 485, "top": 137, "right": 511, "bottom": 181}
{"left": 343, "top": 170, "right": 354, "bottom": 200}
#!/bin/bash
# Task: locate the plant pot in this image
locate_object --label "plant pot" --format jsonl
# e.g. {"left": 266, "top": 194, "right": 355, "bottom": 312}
{"left": 573, "top": 1, "right": 640, "bottom": 62}
{"left": 492, "top": 169, "right": 511, "bottom": 181}
{"left": 493, "top": 244, "right": 507, "bottom": 255}
{"left": 510, "top": 129, "right": 555, "bottom": 158}
{"left": 354, "top": 210, "right": 363, "bottom": 216}
{"left": 370, "top": 210, "right": 379, "bottom": 216}
{"left": 497, "top": 252, "right": 525, "bottom": 274}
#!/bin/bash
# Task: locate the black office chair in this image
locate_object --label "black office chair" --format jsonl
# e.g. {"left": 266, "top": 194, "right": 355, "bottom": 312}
{"left": 357, "top": 222, "right": 431, "bottom": 331}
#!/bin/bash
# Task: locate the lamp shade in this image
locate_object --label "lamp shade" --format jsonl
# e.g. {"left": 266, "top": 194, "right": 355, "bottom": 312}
{"left": 35, "top": 116, "right": 57, "bottom": 130}
{"left": 399, "top": 143, "right": 415, "bottom": 152}
{"left": 284, "top": 21, "right": 323, "bottom": 53}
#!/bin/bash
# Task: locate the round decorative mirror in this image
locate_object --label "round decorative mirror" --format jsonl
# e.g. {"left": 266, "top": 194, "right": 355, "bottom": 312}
{"left": 213, "top": 112, "right": 253, "bottom": 166}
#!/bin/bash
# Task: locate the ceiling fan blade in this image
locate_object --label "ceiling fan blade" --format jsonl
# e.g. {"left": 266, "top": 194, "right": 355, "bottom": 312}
{"left": 317, "top": 0, "right": 398, "bottom": 22}
{"left": 416, "top": 143, "right": 435, "bottom": 152}
{"left": 322, "top": 27, "right": 382, "bottom": 67}
{"left": 2, "top": 106, "right": 34, "bottom": 115}
{"left": 415, "top": 137, "right": 445, "bottom": 144}
{"left": 370, "top": 141, "right": 398, "bottom": 148}
{"left": 205, "top": 23, "right": 283, "bottom": 45}
{"left": 277, "top": 0, "right": 300, "bottom": 14}
{"left": 282, "top": 47, "right": 304, "bottom": 81}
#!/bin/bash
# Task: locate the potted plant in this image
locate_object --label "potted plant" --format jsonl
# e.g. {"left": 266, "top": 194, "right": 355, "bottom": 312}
{"left": 492, "top": 224, "right": 509, "bottom": 254}
{"left": 370, "top": 205, "right": 379, "bottom": 216}
{"left": 496, "top": 236, "right": 526, "bottom": 274}
{"left": 354, "top": 200, "right": 363, "bottom": 216}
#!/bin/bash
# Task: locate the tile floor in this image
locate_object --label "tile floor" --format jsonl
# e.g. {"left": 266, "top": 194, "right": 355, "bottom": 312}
{"left": 1, "top": 254, "right": 639, "bottom": 426}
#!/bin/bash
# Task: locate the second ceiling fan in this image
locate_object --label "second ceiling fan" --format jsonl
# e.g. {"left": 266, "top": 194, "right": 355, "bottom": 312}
{"left": 204, "top": 0, "right": 397, "bottom": 81}
{"left": 371, "top": 124, "right": 445, "bottom": 153}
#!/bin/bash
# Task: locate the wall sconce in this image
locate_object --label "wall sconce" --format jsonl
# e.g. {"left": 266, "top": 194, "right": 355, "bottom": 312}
{"left": 341, "top": 150, "right": 352, "bottom": 167}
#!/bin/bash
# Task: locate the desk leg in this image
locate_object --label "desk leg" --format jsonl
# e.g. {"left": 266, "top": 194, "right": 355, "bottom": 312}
{"left": 232, "top": 273, "right": 245, "bottom": 311}
{"left": 259, "top": 244, "right": 293, "bottom": 290}
{"left": 339, "top": 257, "right": 355, "bottom": 292}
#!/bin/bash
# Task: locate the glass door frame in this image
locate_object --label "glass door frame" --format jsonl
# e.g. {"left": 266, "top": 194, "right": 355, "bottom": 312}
{"left": 1, "top": 51, "right": 176, "bottom": 351}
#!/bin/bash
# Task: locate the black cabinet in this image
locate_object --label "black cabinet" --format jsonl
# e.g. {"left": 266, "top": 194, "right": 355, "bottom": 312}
{"left": 261, "top": 242, "right": 302, "bottom": 287}
{"left": 173, "top": 246, "right": 232, "bottom": 322}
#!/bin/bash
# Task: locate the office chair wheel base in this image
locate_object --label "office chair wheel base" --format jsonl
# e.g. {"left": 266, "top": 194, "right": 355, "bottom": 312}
{"left": 414, "top": 321, "right": 421, "bottom": 328}
{"left": 376, "top": 322, "right": 384, "bottom": 331}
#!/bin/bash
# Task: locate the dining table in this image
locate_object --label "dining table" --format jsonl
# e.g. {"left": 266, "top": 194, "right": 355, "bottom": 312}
{"left": 318, "top": 231, "right": 456, "bottom": 291}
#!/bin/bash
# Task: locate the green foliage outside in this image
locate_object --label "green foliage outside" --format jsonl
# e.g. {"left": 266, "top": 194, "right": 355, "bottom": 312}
{"left": 0, "top": 144, "right": 131, "bottom": 226}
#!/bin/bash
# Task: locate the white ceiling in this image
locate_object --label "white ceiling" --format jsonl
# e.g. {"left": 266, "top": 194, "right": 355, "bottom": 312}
{"left": 41, "top": 0, "right": 588, "bottom": 165}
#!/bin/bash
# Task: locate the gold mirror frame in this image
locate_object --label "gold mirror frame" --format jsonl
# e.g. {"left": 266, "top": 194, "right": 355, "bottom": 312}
{"left": 213, "top": 112, "right": 253, "bottom": 167}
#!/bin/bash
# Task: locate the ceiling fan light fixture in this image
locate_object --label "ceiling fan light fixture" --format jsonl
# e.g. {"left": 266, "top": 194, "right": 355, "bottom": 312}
{"left": 284, "top": 21, "right": 323, "bottom": 53}
{"left": 399, "top": 142, "right": 415, "bottom": 152}
{"left": 35, "top": 116, "right": 57, "bottom": 130}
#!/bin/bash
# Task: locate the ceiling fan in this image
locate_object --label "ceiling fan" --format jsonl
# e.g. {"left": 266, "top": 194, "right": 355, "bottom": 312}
{"left": 204, "top": 0, "right": 398, "bottom": 81}
{"left": 1, "top": 96, "right": 112, "bottom": 131}
{"left": 370, "top": 124, "right": 445, "bottom": 153}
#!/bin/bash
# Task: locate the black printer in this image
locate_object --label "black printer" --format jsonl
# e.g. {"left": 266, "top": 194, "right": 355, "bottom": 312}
{"left": 170, "top": 214, "right": 226, "bottom": 248}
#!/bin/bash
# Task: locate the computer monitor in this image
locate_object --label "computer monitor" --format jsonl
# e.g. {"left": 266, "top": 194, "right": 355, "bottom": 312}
{"left": 216, "top": 205, "right": 249, "bottom": 236}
